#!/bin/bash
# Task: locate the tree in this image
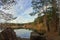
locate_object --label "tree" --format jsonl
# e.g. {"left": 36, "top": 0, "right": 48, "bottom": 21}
{"left": 30, "top": 0, "right": 58, "bottom": 32}
{"left": 0, "top": 10, "right": 17, "bottom": 22}
{"left": 56, "top": 0, "right": 60, "bottom": 35}
{"left": 0, "top": 0, "right": 16, "bottom": 10}
{"left": 0, "top": 0, "right": 17, "bottom": 23}
{"left": 50, "top": 0, "right": 58, "bottom": 32}
{"left": 30, "top": 0, "right": 52, "bottom": 31}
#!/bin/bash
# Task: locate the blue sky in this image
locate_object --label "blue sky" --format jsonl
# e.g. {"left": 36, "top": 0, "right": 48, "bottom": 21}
{"left": 0, "top": 0, "right": 50, "bottom": 23}
{"left": 0, "top": 0, "right": 37, "bottom": 23}
{"left": 10, "top": 0, "right": 37, "bottom": 23}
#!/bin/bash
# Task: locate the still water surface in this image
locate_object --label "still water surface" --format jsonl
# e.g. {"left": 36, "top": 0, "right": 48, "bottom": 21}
{"left": 14, "top": 29, "right": 33, "bottom": 38}
{"left": 0, "top": 29, "right": 32, "bottom": 38}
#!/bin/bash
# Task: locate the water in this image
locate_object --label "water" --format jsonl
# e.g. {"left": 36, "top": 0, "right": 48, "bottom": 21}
{"left": 0, "top": 29, "right": 33, "bottom": 38}
{"left": 0, "top": 29, "right": 2, "bottom": 32}
{"left": 14, "top": 29, "right": 33, "bottom": 38}
{"left": 0, "top": 29, "right": 4, "bottom": 32}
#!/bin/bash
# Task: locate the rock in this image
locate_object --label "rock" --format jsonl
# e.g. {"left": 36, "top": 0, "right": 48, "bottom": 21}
{"left": 0, "top": 27, "right": 18, "bottom": 40}
{"left": 30, "top": 32, "right": 46, "bottom": 40}
{"left": 21, "top": 38, "right": 30, "bottom": 40}
{"left": 17, "top": 37, "right": 22, "bottom": 40}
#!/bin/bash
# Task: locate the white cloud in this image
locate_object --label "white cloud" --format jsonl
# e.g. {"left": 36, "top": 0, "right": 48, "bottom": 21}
{"left": 9, "top": 16, "right": 34, "bottom": 23}
{"left": 15, "top": 0, "right": 24, "bottom": 10}
{"left": 0, "top": 19, "right": 5, "bottom": 23}
{"left": 8, "top": 7, "right": 38, "bottom": 23}
{"left": 0, "top": 0, "right": 37, "bottom": 23}
{"left": 23, "top": 7, "right": 33, "bottom": 14}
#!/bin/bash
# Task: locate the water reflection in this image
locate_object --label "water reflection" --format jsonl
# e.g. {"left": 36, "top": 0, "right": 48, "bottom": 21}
{"left": 0, "top": 29, "right": 33, "bottom": 38}
{"left": 0, "top": 29, "right": 4, "bottom": 32}
{"left": 14, "top": 29, "right": 33, "bottom": 38}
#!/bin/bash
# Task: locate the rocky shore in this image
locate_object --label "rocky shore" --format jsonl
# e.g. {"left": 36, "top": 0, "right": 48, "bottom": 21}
{"left": 0, "top": 28, "right": 17, "bottom": 40}
{"left": 0, "top": 28, "right": 30, "bottom": 40}
{"left": 0, "top": 28, "right": 46, "bottom": 40}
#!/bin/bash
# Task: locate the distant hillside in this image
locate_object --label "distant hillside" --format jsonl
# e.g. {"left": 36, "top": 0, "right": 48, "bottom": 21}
{"left": 0, "top": 22, "right": 47, "bottom": 33}
{"left": 0, "top": 23, "right": 32, "bottom": 29}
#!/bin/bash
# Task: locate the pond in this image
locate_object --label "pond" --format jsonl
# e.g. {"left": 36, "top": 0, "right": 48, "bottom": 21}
{"left": 0, "top": 29, "right": 4, "bottom": 32}
{"left": 14, "top": 29, "right": 33, "bottom": 38}
{"left": 0, "top": 29, "right": 33, "bottom": 38}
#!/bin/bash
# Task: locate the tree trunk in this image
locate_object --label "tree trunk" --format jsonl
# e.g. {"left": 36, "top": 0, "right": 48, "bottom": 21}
{"left": 51, "top": 0, "right": 57, "bottom": 32}
{"left": 56, "top": 0, "right": 60, "bottom": 35}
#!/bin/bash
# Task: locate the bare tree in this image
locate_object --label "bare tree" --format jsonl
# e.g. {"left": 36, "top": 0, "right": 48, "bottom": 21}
{"left": 0, "top": 10, "right": 17, "bottom": 22}
{"left": 0, "top": 0, "right": 16, "bottom": 10}
{"left": 0, "top": 0, "right": 17, "bottom": 23}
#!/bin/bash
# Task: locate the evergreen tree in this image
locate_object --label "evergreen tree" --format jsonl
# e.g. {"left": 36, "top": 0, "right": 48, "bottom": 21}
{"left": 30, "top": 0, "right": 58, "bottom": 32}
